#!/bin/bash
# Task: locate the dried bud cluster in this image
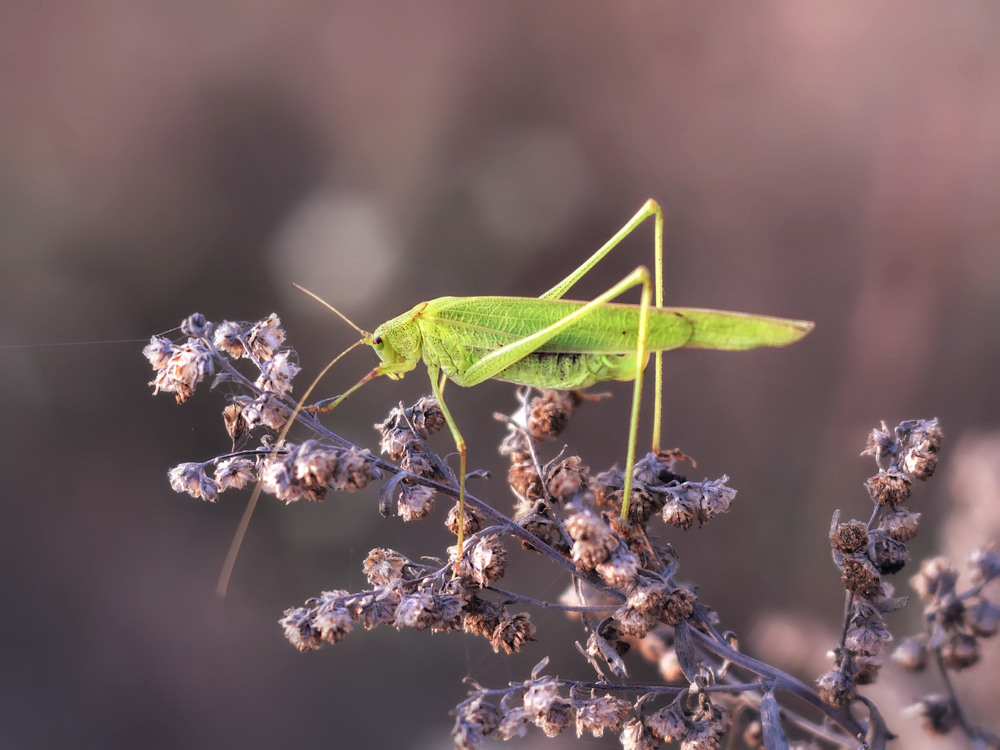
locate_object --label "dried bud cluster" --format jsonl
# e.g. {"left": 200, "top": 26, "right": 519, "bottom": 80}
{"left": 453, "top": 669, "right": 724, "bottom": 749}
{"left": 374, "top": 396, "right": 448, "bottom": 520}
{"left": 281, "top": 539, "right": 534, "bottom": 660}
{"left": 861, "top": 418, "right": 943, "bottom": 507}
{"left": 260, "top": 440, "right": 379, "bottom": 502}
{"left": 453, "top": 680, "right": 732, "bottom": 750}
{"left": 892, "top": 549, "right": 1000, "bottom": 683}
{"left": 821, "top": 418, "right": 945, "bottom": 708}
{"left": 592, "top": 452, "right": 734, "bottom": 529}
{"left": 144, "top": 333, "right": 213, "bottom": 404}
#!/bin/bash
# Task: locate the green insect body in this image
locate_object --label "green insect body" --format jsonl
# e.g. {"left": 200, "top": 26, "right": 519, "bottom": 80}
{"left": 218, "top": 198, "right": 813, "bottom": 594}
{"left": 374, "top": 296, "right": 810, "bottom": 390}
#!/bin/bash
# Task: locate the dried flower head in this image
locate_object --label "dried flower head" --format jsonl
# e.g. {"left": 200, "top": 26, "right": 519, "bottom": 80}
{"left": 544, "top": 455, "right": 589, "bottom": 504}
{"left": 496, "top": 705, "right": 531, "bottom": 741}
{"left": 574, "top": 695, "right": 631, "bottom": 738}
{"left": 939, "top": 631, "right": 979, "bottom": 670}
{"left": 967, "top": 597, "right": 1000, "bottom": 637}
{"left": 817, "top": 668, "right": 854, "bottom": 708}
{"left": 353, "top": 593, "right": 398, "bottom": 630}
{"left": 865, "top": 471, "right": 912, "bottom": 508}
{"left": 462, "top": 596, "right": 502, "bottom": 640}
{"left": 142, "top": 335, "right": 174, "bottom": 369}
{"left": 879, "top": 507, "right": 921, "bottom": 542}
{"left": 591, "top": 466, "right": 625, "bottom": 510}
{"left": 396, "top": 482, "right": 436, "bottom": 521}
{"left": 278, "top": 590, "right": 353, "bottom": 652}
{"left": 596, "top": 546, "right": 641, "bottom": 588}
{"left": 906, "top": 694, "right": 958, "bottom": 735}
{"left": 831, "top": 521, "right": 869, "bottom": 554}
{"left": 620, "top": 716, "right": 659, "bottom": 750}
{"left": 522, "top": 676, "right": 573, "bottom": 737}
{"left": 394, "top": 585, "right": 464, "bottom": 632}
{"left": 616, "top": 579, "right": 668, "bottom": 638}
{"left": 891, "top": 636, "right": 928, "bottom": 671}
{"left": 663, "top": 585, "right": 697, "bottom": 626}
{"left": 862, "top": 421, "right": 896, "bottom": 461}
{"left": 255, "top": 350, "right": 300, "bottom": 396}
{"left": 259, "top": 441, "right": 379, "bottom": 503}
{"left": 451, "top": 696, "right": 500, "bottom": 749}
{"left": 245, "top": 313, "right": 286, "bottom": 360}
{"left": 526, "top": 390, "right": 582, "bottom": 441}
{"left": 490, "top": 611, "right": 536, "bottom": 654}
{"left": 840, "top": 557, "right": 883, "bottom": 598}
{"left": 212, "top": 320, "right": 246, "bottom": 358}
{"left": 363, "top": 547, "right": 409, "bottom": 587}
{"left": 661, "top": 488, "right": 696, "bottom": 530}
{"left": 660, "top": 477, "right": 736, "bottom": 529}
{"left": 507, "top": 456, "right": 543, "bottom": 501}
{"left": 910, "top": 556, "right": 959, "bottom": 601}
{"left": 222, "top": 403, "right": 249, "bottom": 445}
{"left": 279, "top": 605, "right": 323, "bottom": 653}
{"left": 168, "top": 462, "right": 220, "bottom": 502}
{"left": 453, "top": 534, "right": 508, "bottom": 588}
{"left": 234, "top": 393, "right": 287, "bottom": 431}
{"left": 146, "top": 337, "right": 214, "bottom": 404}
{"left": 565, "top": 509, "right": 618, "bottom": 569}
{"left": 645, "top": 701, "right": 688, "bottom": 743}
{"left": 213, "top": 457, "right": 256, "bottom": 491}
{"left": 969, "top": 544, "right": 1000, "bottom": 585}
{"left": 311, "top": 591, "right": 355, "bottom": 645}
{"left": 867, "top": 532, "right": 908, "bottom": 575}
{"left": 375, "top": 396, "right": 445, "bottom": 459}
{"left": 844, "top": 616, "right": 890, "bottom": 657}
{"left": 445, "top": 502, "right": 485, "bottom": 539}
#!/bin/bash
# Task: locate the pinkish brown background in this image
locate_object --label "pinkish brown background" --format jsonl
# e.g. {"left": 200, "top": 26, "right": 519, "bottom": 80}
{"left": 2, "top": 3, "right": 999, "bottom": 748}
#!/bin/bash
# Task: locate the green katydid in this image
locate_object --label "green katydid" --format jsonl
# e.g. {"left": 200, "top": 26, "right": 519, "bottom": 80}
{"left": 218, "top": 198, "right": 812, "bottom": 594}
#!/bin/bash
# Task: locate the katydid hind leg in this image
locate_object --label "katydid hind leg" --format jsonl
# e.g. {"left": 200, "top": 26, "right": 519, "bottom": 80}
{"left": 538, "top": 199, "right": 665, "bottom": 453}
{"left": 459, "top": 263, "right": 656, "bottom": 520}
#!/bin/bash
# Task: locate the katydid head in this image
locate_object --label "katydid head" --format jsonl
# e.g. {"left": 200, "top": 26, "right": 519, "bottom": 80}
{"left": 369, "top": 308, "right": 422, "bottom": 380}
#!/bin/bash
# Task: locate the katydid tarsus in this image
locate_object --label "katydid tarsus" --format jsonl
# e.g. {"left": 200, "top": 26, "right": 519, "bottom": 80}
{"left": 218, "top": 198, "right": 813, "bottom": 594}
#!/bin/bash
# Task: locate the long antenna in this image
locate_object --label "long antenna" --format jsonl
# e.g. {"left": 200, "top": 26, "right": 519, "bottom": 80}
{"left": 216, "top": 338, "right": 367, "bottom": 597}
{"left": 292, "top": 283, "right": 370, "bottom": 338}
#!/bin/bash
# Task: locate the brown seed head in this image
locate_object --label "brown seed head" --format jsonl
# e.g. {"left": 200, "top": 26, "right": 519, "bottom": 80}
{"left": 566, "top": 509, "right": 618, "bottom": 569}
{"left": 451, "top": 697, "right": 500, "bottom": 750}
{"left": 892, "top": 636, "right": 928, "bottom": 671}
{"left": 363, "top": 548, "right": 408, "bottom": 587}
{"left": 527, "top": 390, "right": 581, "bottom": 440}
{"left": 644, "top": 702, "right": 688, "bottom": 743}
{"left": 574, "top": 695, "right": 631, "bottom": 738}
{"left": 831, "top": 521, "right": 869, "bottom": 554}
{"left": 817, "top": 668, "right": 855, "bottom": 708}
{"left": 908, "top": 694, "right": 957, "bottom": 735}
{"left": 840, "top": 558, "right": 883, "bottom": 598}
{"left": 866, "top": 471, "right": 912, "bottom": 508}
{"left": 910, "top": 556, "right": 959, "bottom": 601}
{"left": 939, "top": 632, "right": 979, "bottom": 670}
{"left": 879, "top": 507, "right": 921, "bottom": 542}
{"left": 490, "top": 611, "right": 536, "bottom": 654}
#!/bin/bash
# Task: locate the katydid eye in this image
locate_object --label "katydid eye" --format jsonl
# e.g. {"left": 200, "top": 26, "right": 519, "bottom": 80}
{"left": 373, "top": 336, "right": 383, "bottom": 346}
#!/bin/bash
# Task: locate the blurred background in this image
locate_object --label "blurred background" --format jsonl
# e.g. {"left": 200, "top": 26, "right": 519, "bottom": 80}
{"left": 2, "top": 2, "right": 999, "bottom": 748}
